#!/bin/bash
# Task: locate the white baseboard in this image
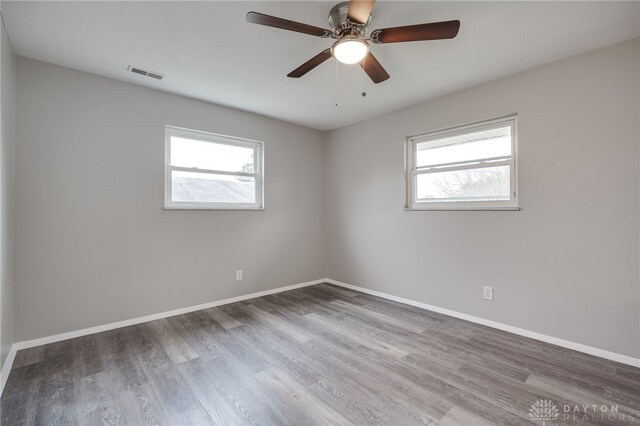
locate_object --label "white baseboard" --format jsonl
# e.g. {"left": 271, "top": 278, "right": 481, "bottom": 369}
{"left": 0, "top": 344, "right": 18, "bottom": 396}
{"left": 0, "top": 278, "right": 324, "bottom": 396}
{"left": 326, "top": 279, "right": 640, "bottom": 368}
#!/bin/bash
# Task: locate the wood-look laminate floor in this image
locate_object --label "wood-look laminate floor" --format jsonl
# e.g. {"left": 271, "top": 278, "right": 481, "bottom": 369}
{"left": 2, "top": 283, "right": 639, "bottom": 425}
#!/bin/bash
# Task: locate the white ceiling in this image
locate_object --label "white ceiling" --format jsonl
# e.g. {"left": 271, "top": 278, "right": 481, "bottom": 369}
{"left": 3, "top": 1, "right": 639, "bottom": 130}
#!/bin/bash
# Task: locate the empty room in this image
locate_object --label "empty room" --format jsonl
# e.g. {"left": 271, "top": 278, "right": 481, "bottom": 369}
{"left": 0, "top": 0, "right": 639, "bottom": 425}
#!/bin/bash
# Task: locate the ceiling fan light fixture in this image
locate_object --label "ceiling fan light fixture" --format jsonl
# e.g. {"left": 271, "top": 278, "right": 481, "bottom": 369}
{"left": 331, "top": 37, "right": 369, "bottom": 64}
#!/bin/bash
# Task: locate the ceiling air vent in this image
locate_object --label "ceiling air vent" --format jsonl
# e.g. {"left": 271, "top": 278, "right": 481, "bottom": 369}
{"left": 127, "top": 65, "right": 164, "bottom": 80}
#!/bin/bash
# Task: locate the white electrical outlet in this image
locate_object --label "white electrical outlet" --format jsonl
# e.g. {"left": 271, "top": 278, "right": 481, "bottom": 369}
{"left": 483, "top": 286, "right": 494, "bottom": 301}
{"left": 236, "top": 270, "right": 243, "bottom": 281}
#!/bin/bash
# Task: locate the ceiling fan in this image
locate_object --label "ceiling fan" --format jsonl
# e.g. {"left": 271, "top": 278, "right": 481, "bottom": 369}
{"left": 246, "top": 0, "right": 460, "bottom": 84}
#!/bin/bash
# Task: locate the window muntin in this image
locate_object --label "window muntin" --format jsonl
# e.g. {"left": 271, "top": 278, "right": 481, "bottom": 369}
{"left": 406, "top": 116, "right": 517, "bottom": 210}
{"left": 165, "top": 126, "right": 263, "bottom": 210}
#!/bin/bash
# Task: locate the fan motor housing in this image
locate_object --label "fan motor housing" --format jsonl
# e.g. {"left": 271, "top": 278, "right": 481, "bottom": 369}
{"left": 329, "top": 2, "right": 371, "bottom": 37}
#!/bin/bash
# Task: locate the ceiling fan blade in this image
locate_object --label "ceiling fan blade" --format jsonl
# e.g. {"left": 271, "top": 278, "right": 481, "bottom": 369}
{"left": 288, "top": 49, "right": 333, "bottom": 78}
{"left": 359, "top": 52, "right": 390, "bottom": 84}
{"left": 347, "top": 0, "right": 376, "bottom": 25}
{"left": 371, "top": 20, "right": 460, "bottom": 44}
{"left": 246, "top": 11, "right": 332, "bottom": 38}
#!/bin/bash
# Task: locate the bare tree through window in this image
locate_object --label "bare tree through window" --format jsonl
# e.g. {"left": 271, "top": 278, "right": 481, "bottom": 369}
{"left": 237, "top": 153, "right": 255, "bottom": 182}
{"left": 430, "top": 166, "right": 509, "bottom": 200}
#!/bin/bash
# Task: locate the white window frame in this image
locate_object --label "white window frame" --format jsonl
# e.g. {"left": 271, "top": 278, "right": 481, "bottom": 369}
{"left": 164, "top": 126, "right": 264, "bottom": 210}
{"left": 405, "top": 115, "right": 519, "bottom": 211}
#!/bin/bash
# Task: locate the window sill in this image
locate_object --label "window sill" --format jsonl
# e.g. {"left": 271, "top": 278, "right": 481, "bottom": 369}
{"left": 163, "top": 206, "right": 264, "bottom": 211}
{"left": 404, "top": 206, "right": 521, "bottom": 211}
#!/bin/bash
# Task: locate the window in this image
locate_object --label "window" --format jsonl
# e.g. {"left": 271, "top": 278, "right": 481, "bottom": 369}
{"left": 405, "top": 116, "right": 518, "bottom": 210}
{"left": 164, "top": 126, "right": 263, "bottom": 210}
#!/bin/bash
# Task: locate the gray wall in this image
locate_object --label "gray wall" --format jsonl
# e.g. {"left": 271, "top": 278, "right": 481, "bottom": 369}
{"left": 1, "top": 15, "right": 16, "bottom": 366}
{"left": 14, "top": 58, "right": 326, "bottom": 341}
{"left": 325, "top": 39, "right": 640, "bottom": 358}
{"left": 11, "top": 39, "right": 640, "bottom": 359}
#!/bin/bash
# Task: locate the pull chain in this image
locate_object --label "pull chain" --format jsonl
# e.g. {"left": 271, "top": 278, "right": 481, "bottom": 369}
{"left": 361, "top": 55, "right": 367, "bottom": 98}
{"left": 335, "top": 59, "right": 340, "bottom": 107}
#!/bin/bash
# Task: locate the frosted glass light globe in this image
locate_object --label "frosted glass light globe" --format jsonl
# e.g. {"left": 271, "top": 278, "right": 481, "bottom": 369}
{"left": 332, "top": 38, "right": 369, "bottom": 64}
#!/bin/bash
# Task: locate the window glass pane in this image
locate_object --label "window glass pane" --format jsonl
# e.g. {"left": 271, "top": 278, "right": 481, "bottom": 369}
{"left": 171, "top": 136, "right": 254, "bottom": 173}
{"left": 171, "top": 170, "right": 255, "bottom": 204}
{"left": 416, "top": 126, "right": 511, "bottom": 168}
{"left": 416, "top": 165, "right": 510, "bottom": 202}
